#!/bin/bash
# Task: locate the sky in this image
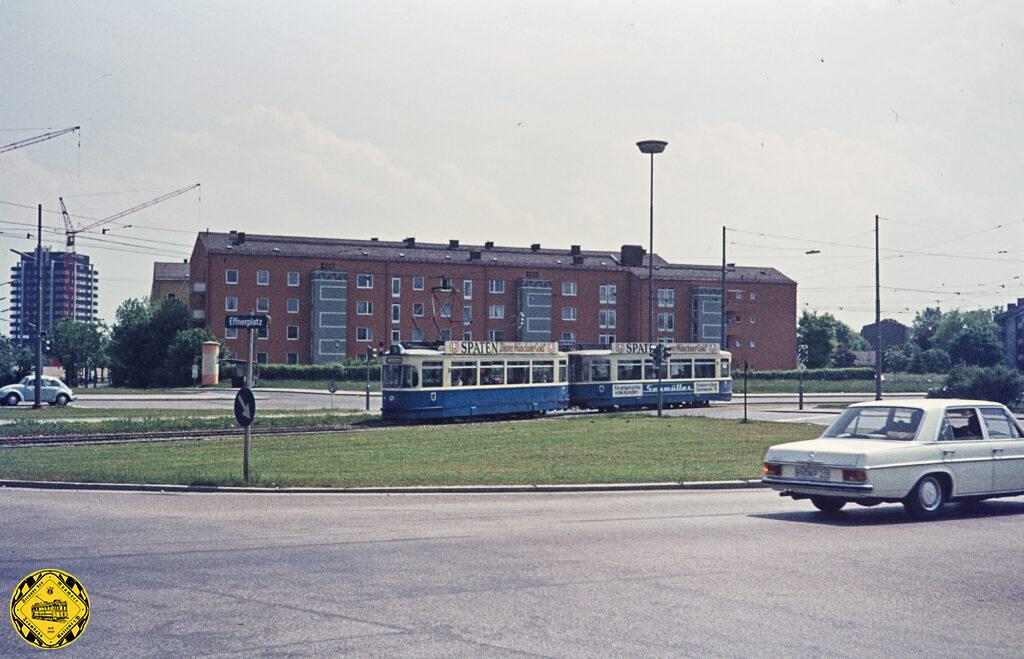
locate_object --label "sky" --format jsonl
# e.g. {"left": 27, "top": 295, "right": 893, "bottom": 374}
{"left": 2, "top": 0, "right": 1023, "bottom": 330}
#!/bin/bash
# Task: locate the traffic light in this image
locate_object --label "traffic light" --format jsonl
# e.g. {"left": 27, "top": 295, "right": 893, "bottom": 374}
{"left": 650, "top": 343, "right": 670, "bottom": 368}
{"left": 797, "top": 344, "right": 809, "bottom": 365}
{"left": 40, "top": 331, "right": 51, "bottom": 354}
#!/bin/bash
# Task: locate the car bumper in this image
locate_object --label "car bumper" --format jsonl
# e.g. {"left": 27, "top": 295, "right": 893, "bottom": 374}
{"left": 762, "top": 477, "right": 874, "bottom": 494}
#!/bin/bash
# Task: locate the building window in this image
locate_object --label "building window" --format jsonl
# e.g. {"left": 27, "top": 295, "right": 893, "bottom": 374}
{"left": 658, "top": 313, "right": 674, "bottom": 332}
{"left": 463, "top": 279, "right": 473, "bottom": 300}
{"left": 599, "top": 309, "right": 617, "bottom": 329}
{"left": 413, "top": 302, "right": 425, "bottom": 317}
{"left": 750, "top": 315, "right": 756, "bottom": 324}
{"left": 735, "top": 291, "right": 743, "bottom": 300}
{"left": 657, "top": 288, "right": 675, "bottom": 308}
{"left": 257, "top": 352, "right": 268, "bottom": 364}
{"left": 599, "top": 284, "right": 617, "bottom": 304}
{"left": 287, "top": 325, "right": 299, "bottom": 340}
{"left": 462, "top": 306, "right": 472, "bottom": 323}
{"left": 440, "top": 329, "right": 452, "bottom": 341}
{"left": 225, "top": 269, "right": 238, "bottom": 285}
{"left": 357, "top": 274, "right": 373, "bottom": 289}
{"left": 391, "top": 329, "right": 400, "bottom": 343}
{"left": 750, "top": 340, "right": 756, "bottom": 348}
{"left": 440, "top": 302, "right": 452, "bottom": 318}
{"left": 735, "top": 339, "right": 741, "bottom": 348}
{"left": 562, "top": 307, "right": 577, "bottom": 321}
{"left": 257, "top": 327, "right": 268, "bottom": 340}
{"left": 412, "top": 328, "right": 424, "bottom": 341}
{"left": 391, "top": 303, "right": 400, "bottom": 322}
{"left": 439, "top": 277, "right": 452, "bottom": 291}
{"left": 489, "top": 304, "right": 504, "bottom": 319}
{"left": 561, "top": 331, "right": 576, "bottom": 343}
{"left": 256, "top": 298, "right": 269, "bottom": 313}
{"left": 392, "top": 276, "right": 401, "bottom": 297}
{"left": 489, "top": 330, "right": 504, "bottom": 341}
{"left": 736, "top": 314, "right": 741, "bottom": 323}
{"left": 225, "top": 327, "right": 238, "bottom": 339}
{"left": 287, "top": 298, "right": 299, "bottom": 314}
{"left": 287, "top": 271, "right": 300, "bottom": 287}
{"left": 356, "top": 327, "right": 372, "bottom": 342}
{"left": 462, "top": 330, "right": 472, "bottom": 340}
{"left": 413, "top": 276, "right": 424, "bottom": 291}
{"left": 166, "top": 293, "right": 176, "bottom": 301}
{"left": 750, "top": 292, "right": 757, "bottom": 300}
{"left": 225, "top": 296, "right": 238, "bottom": 312}
{"left": 287, "top": 352, "right": 299, "bottom": 365}
{"left": 489, "top": 279, "right": 505, "bottom": 294}
{"left": 658, "top": 336, "right": 673, "bottom": 344}
{"left": 599, "top": 333, "right": 616, "bottom": 345}
{"left": 562, "top": 282, "right": 577, "bottom": 296}
{"left": 257, "top": 270, "right": 269, "bottom": 285}
{"left": 357, "top": 300, "right": 373, "bottom": 315}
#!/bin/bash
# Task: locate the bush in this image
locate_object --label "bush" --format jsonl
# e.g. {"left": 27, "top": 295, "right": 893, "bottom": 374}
{"left": 912, "top": 348, "right": 951, "bottom": 374}
{"left": 928, "top": 364, "right": 1024, "bottom": 406}
{"left": 747, "top": 367, "right": 875, "bottom": 381}
{"left": 259, "top": 362, "right": 380, "bottom": 382}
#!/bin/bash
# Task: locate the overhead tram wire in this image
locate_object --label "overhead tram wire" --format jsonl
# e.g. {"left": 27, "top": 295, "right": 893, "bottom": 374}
{"left": 0, "top": 218, "right": 192, "bottom": 250}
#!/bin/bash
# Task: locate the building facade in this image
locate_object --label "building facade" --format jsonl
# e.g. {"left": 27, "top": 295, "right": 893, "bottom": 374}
{"left": 860, "top": 319, "right": 911, "bottom": 353}
{"left": 9, "top": 248, "right": 99, "bottom": 347}
{"left": 151, "top": 261, "right": 190, "bottom": 304}
{"left": 188, "top": 232, "right": 798, "bottom": 369}
{"left": 996, "top": 299, "right": 1024, "bottom": 371}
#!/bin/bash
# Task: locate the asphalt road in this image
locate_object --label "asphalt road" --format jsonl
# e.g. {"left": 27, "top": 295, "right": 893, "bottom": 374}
{"left": 69, "top": 389, "right": 375, "bottom": 411}
{"left": 2, "top": 487, "right": 1022, "bottom": 657}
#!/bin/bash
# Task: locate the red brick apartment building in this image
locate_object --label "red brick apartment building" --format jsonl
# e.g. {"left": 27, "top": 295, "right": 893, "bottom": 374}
{"left": 188, "top": 231, "right": 797, "bottom": 369}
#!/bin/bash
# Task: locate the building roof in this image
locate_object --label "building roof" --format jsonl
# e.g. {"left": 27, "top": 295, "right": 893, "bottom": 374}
{"left": 153, "top": 261, "right": 190, "bottom": 282}
{"left": 195, "top": 231, "right": 795, "bottom": 285}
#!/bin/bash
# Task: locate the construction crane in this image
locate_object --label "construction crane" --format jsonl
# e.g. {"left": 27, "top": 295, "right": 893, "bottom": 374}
{"left": 58, "top": 183, "right": 201, "bottom": 320}
{"left": 0, "top": 127, "right": 80, "bottom": 154}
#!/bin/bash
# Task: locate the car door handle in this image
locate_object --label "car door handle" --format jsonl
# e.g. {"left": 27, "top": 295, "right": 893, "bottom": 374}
{"left": 941, "top": 450, "right": 956, "bottom": 457}
{"left": 992, "top": 448, "right": 1005, "bottom": 455}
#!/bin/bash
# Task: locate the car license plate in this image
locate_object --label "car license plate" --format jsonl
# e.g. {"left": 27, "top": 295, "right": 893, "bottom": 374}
{"left": 794, "top": 465, "right": 830, "bottom": 481}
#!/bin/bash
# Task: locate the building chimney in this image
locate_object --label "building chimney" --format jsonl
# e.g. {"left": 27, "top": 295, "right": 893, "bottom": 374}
{"left": 403, "top": 237, "right": 416, "bottom": 247}
{"left": 449, "top": 239, "right": 460, "bottom": 249}
{"left": 570, "top": 245, "right": 581, "bottom": 256}
{"left": 233, "top": 232, "right": 246, "bottom": 245}
{"left": 484, "top": 240, "right": 494, "bottom": 249}
{"left": 469, "top": 250, "right": 482, "bottom": 261}
{"left": 619, "top": 245, "right": 644, "bottom": 267}
{"left": 370, "top": 237, "right": 379, "bottom": 242}
{"left": 531, "top": 243, "right": 541, "bottom": 252}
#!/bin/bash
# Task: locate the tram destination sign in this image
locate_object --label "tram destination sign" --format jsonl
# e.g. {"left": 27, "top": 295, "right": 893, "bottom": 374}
{"left": 445, "top": 340, "right": 559, "bottom": 355}
{"left": 612, "top": 342, "right": 719, "bottom": 354}
{"left": 225, "top": 314, "right": 268, "bottom": 330}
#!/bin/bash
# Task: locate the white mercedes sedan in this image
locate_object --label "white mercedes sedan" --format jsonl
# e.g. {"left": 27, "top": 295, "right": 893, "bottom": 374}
{"left": 762, "top": 399, "right": 1024, "bottom": 519}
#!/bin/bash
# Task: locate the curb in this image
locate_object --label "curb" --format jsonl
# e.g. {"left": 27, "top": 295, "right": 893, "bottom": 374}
{"left": 0, "top": 478, "right": 765, "bottom": 495}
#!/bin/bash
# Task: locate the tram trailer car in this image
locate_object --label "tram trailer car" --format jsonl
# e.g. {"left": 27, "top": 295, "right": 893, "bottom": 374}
{"left": 381, "top": 341, "right": 569, "bottom": 421}
{"left": 568, "top": 343, "right": 732, "bottom": 411}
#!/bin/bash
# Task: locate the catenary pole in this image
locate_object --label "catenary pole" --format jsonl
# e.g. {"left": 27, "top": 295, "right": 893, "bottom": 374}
{"left": 33, "top": 204, "right": 42, "bottom": 409}
{"left": 648, "top": 152, "right": 654, "bottom": 343}
{"left": 244, "top": 314, "right": 254, "bottom": 481}
{"left": 721, "top": 226, "right": 727, "bottom": 350}
{"left": 875, "top": 214, "right": 882, "bottom": 401}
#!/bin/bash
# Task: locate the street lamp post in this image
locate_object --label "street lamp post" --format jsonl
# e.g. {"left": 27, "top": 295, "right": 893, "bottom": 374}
{"left": 637, "top": 140, "right": 668, "bottom": 343}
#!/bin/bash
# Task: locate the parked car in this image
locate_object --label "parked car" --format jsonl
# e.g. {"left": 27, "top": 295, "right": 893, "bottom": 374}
{"left": 0, "top": 376, "right": 76, "bottom": 406}
{"left": 762, "top": 399, "right": 1024, "bottom": 519}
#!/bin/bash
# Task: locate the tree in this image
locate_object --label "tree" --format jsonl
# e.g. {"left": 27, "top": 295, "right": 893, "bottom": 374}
{"left": 911, "top": 348, "right": 951, "bottom": 374}
{"left": 948, "top": 324, "right": 1003, "bottom": 367}
{"left": 931, "top": 309, "right": 996, "bottom": 354}
{"left": 911, "top": 307, "right": 943, "bottom": 350}
{"left": 931, "top": 364, "right": 1024, "bottom": 406}
{"left": 49, "top": 318, "right": 106, "bottom": 386}
{"left": 884, "top": 343, "right": 918, "bottom": 373}
{"left": 797, "top": 311, "right": 836, "bottom": 368}
{"left": 0, "top": 335, "right": 20, "bottom": 385}
{"left": 161, "top": 328, "right": 218, "bottom": 386}
{"left": 108, "top": 297, "right": 191, "bottom": 387}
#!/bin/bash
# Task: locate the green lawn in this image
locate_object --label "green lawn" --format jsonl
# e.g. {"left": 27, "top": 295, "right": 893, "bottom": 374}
{"left": 0, "top": 415, "right": 820, "bottom": 487}
{"left": 255, "top": 379, "right": 379, "bottom": 392}
{"left": 739, "top": 373, "right": 942, "bottom": 394}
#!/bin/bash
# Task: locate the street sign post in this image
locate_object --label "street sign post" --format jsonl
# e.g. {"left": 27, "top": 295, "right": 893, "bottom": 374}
{"left": 743, "top": 361, "right": 749, "bottom": 424}
{"left": 234, "top": 386, "right": 256, "bottom": 481}
{"left": 796, "top": 344, "right": 809, "bottom": 411}
{"left": 650, "top": 344, "right": 670, "bottom": 418}
{"left": 328, "top": 379, "right": 338, "bottom": 409}
{"left": 224, "top": 315, "right": 268, "bottom": 330}
{"left": 230, "top": 311, "right": 267, "bottom": 482}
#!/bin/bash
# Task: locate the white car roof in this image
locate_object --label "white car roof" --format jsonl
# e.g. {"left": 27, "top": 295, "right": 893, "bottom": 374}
{"left": 848, "top": 398, "right": 1005, "bottom": 410}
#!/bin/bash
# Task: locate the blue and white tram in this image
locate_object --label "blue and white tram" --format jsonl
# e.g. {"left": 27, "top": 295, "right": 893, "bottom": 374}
{"left": 568, "top": 342, "right": 732, "bottom": 410}
{"left": 381, "top": 341, "right": 569, "bottom": 421}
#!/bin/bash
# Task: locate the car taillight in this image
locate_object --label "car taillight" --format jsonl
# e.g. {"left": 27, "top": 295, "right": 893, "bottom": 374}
{"left": 842, "top": 469, "right": 867, "bottom": 482}
{"left": 763, "top": 463, "right": 782, "bottom": 476}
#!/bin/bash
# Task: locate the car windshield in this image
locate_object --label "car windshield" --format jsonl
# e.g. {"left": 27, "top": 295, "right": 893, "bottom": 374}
{"left": 822, "top": 406, "right": 924, "bottom": 441}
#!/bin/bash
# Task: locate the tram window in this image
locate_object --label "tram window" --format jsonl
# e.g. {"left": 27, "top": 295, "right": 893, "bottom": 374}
{"left": 643, "top": 360, "right": 666, "bottom": 380}
{"left": 669, "top": 360, "right": 693, "bottom": 379}
{"left": 721, "top": 360, "right": 730, "bottom": 378}
{"left": 402, "top": 366, "right": 419, "bottom": 389}
{"left": 590, "top": 359, "right": 611, "bottom": 382}
{"left": 558, "top": 360, "right": 567, "bottom": 383}
{"left": 695, "top": 359, "right": 717, "bottom": 378}
{"left": 450, "top": 361, "right": 478, "bottom": 387}
{"left": 383, "top": 365, "right": 404, "bottom": 388}
{"left": 570, "top": 359, "right": 587, "bottom": 383}
{"left": 532, "top": 360, "right": 554, "bottom": 384}
{"left": 617, "top": 359, "right": 643, "bottom": 381}
{"left": 422, "top": 361, "right": 443, "bottom": 388}
{"left": 507, "top": 361, "right": 530, "bottom": 385}
{"left": 384, "top": 365, "right": 419, "bottom": 389}
{"left": 480, "top": 361, "right": 506, "bottom": 386}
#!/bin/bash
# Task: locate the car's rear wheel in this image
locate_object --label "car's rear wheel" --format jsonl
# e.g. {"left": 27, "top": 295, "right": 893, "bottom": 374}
{"left": 3, "top": 393, "right": 18, "bottom": 407}
{"left": 54, "top": 393, "right": 70, "bottom": 406}
{"left": 903, "top": 475, "right": 947, "bottom": 520}
{"left": 810, "top": 496, "right": 846, "bottom": 514}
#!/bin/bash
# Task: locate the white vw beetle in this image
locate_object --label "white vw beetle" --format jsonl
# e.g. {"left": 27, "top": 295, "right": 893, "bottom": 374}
{"left": 0, "top": 375, "right": 76, "bottom": 406}
{"left": 763, "top": 399, "right": 1024, "bottom": 519}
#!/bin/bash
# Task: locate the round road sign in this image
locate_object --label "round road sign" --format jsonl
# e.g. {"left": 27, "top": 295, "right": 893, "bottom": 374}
{"left": 234, "top": 387, "right": 256, "bottom": 427}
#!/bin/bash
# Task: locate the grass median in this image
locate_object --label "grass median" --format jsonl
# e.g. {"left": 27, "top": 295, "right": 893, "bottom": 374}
{"left": 0, "top": 414, "right": 820, "bottom": 487}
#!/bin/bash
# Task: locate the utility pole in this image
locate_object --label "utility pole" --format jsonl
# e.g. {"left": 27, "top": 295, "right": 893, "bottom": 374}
{"left": 33, "top": 204, "right": 42, "bottom": 409}
{"left": 244, "top": 311, "right": 255, "bottom": 482}
{"left": 648, "top": 152, "right": 655, "bottom": 343}
{"left": 720, "top": 226, "right": 727, "bottom": 350}
{"left": 875, "top": 214, "right": 882, "bottom": 401}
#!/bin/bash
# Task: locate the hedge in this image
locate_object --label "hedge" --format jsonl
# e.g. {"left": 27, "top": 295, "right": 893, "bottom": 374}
{"left": 743, "top": 367, "right": 876, "bottom": 381}
{"left": 258, "top": 362, "right": 380, "bottom": 381}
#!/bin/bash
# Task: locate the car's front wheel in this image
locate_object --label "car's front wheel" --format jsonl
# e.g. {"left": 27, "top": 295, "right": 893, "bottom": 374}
{"left": 3, "top": 393, "right": 18, "bottom": 407}
{"left": 810, "top": 496, "right": 846, "bottom": 514}
{"left": 54, "top": 393, "right": 70, "bottom": 406}
{"left": 903, "top": 475, "right": 947, "bottom": 520}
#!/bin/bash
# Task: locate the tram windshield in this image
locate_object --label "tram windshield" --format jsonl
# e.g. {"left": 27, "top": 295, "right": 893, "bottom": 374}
{"left": 383, "top": 364, "right": 419, "bottom": 388}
